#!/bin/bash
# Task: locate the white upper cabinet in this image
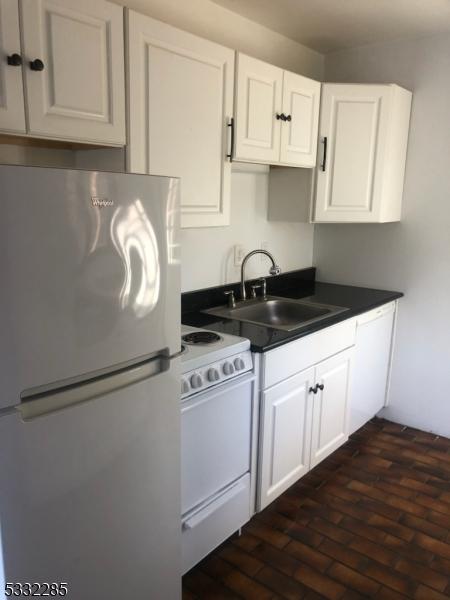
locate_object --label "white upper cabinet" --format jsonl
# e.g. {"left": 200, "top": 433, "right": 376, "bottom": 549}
{"left": 234, "top": 53, "right": 283, "bottom": 164}
{"left": 279, "top": 71, "right": 320, "bottom": 167}
{"left": 127, "top": 11, "right": 234, "bottom": 228}
{"left": 314, "top": 84, "right": 412, "bottom": 223}
{"left": 0, "top": 0, "right": 26, "bottom": 133}
{"left": 0, "top": 0, "right": 125, "bottom": 145}
{"left": 20, "top": 0, "right": 125, "bottom": 145}
{"left": 234, "top": 53, "right": 321, "bottom": 168}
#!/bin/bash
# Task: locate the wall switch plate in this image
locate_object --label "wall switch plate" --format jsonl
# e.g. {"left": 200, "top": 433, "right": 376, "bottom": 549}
{"left": 234, "top": 244, "right": 245, "bottom": 267}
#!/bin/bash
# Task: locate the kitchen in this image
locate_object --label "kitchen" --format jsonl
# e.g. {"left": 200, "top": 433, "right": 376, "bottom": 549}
{"left": 0, "top": 0, "right": 450, "bottom": 599}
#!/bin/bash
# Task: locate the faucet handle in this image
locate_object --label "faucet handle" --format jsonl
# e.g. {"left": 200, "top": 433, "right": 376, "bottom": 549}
{"left": 224, "top": 290, "right": 236, "bottom": 309}
{"left": 269, "top": 264, "right": 281, "bottom": 276}
{"left": 259, "top": 277, "right": 267, "bottom": 299}
{"left": 250, "top": 284, "right": 262, "bottom": 299}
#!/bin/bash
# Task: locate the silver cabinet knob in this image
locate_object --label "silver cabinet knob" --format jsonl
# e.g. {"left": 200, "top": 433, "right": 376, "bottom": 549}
{"left": 182, "top": 379, "right": 190, "bottom": 394}
{"left": 222, "top": 362, "right": 234, "bottom": 376}
{"left": 207, "top": 368, "right": 220, "bottom": 382}
{"left": 190, "top": 373, "right": 203, "bottom": 389}
{"left": 234, "top": 357, "right": 245, "bottom": 371}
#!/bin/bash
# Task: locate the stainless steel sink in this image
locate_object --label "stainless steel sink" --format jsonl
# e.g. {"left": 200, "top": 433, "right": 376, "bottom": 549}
{"left": 204, "top": 296, "right": 348, "bottom": 331}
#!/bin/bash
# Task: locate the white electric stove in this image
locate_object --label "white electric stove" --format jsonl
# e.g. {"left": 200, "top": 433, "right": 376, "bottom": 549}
{"left": 181, "top": 325, "right": 252, "bottom": 398}
{"left": 180, "top": 325, "right": 255, "bottom": 573}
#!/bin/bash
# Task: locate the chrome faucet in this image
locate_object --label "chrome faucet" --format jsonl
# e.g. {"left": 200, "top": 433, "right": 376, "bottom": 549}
{"left": 240, "top": 250, "right": 281, "bottom": 301}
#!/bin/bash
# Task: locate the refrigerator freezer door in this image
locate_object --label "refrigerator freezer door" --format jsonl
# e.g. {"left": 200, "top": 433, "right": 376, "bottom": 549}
{"left": 0, "top": 165, "right": 180, "bottom": 410}
{"left": 0, "top": 361, "right": 181, "bottom": 600}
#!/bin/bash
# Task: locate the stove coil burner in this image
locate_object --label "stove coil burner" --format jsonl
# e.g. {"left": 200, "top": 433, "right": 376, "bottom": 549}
{"left": 182, "top": 331, "right": 222, "bottom": 345}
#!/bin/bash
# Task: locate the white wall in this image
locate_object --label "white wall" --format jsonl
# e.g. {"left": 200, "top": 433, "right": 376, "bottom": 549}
{"left": 182, "top": 164, "right": 314, "bottom": 290}
{"left": 314, "top": 34, "right": 450, "bottom": 437}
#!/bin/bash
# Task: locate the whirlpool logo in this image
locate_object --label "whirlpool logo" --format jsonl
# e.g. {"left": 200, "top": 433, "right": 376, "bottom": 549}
{"left": 91, "top": 196, "right": 114, "bottom": 208}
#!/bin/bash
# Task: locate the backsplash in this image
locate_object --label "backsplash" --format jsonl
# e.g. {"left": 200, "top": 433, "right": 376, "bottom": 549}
{"left": 182, "top": 267, "right": 316, "bottom": 314}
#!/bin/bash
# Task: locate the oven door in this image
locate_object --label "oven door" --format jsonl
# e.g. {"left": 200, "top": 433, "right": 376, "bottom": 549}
{"left": 181, "top": 373, "right": 255, "bottom": 515}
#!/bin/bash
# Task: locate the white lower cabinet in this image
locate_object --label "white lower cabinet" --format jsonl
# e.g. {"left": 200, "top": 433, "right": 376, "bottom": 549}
{"left": 310, "top": 349, "right": 353, "bottom": 468}
{"left": 259, "top": 368, "right": 314, "bottom": 509}
{"left": 258, "top": 324, "right": 355, "bottom": 510}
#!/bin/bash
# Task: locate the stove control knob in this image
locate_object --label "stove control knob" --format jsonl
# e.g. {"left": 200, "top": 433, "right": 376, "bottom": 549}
{"left": 190, "top": 373, "right": 203, "bottom": 389}
{"left": 223, "top": 362, "right": 234, "bottom": 376}
{"left": 234, "top": 357, "right": 245, "bottom": 371}
{"left": 181, "top": 379, "right": 190, "bottom": 394}
{"left": 207, "top": 368, "right": 220, "bottom": 382}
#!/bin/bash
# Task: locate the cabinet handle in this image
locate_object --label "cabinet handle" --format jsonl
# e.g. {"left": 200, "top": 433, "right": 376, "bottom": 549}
{"left": 276, "top": 113, "right": 287, "bottom": 121}
{"left": 321, "top": 137, "right": 328, "bottom": 172}
{"left": 309, "top": 385, "right": 317, "bottom": 394}
{"left": 226, "top": 117, "right": 234, "bottom": 162}
{"left": 29, "top": 58, "right": 45, "bottom": 71}
{"left": 7, "top": 53, "right": 22, "bottom": 67}
{"left": 285, "top": 115, "right": 292, "bottom": 122}
{"left": 317, "top": 383, "right": 324, "bottom": 391}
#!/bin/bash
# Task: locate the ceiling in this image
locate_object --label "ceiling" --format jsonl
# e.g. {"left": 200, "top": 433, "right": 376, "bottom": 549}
{"left": 210, "top": 0, "right": 450, "bottom": 53}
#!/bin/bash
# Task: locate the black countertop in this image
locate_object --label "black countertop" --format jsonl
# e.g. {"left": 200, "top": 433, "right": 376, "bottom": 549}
{"left": 181, "top": 268, "right": 403, "bottom": 353}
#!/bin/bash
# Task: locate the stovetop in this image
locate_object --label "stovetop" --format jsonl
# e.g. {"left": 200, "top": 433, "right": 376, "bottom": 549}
{"left": 180, "top": 326, "right": 252, "bottom": 398}
{"left": 181, "top": 325, "right": 250, "bottom": 373}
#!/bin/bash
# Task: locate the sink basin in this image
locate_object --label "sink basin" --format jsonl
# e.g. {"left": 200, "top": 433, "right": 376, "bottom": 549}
{"left": 204, "top": 296, "right": 347, "bottom": 331}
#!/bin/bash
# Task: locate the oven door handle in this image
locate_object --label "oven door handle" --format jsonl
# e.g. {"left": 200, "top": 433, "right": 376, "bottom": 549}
{"left": 182, "top": 478, "right": 247, "bottom": 530}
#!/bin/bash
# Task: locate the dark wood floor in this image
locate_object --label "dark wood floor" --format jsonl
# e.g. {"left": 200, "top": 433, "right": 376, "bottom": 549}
{"left": 183, "top": 418, "right": 450, "bottom": 599}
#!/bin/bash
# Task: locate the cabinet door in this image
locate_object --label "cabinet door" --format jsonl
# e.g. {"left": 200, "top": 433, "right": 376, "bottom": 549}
{"left": 20, "top": 0, "right": 125, "bottom": 145}
{"left": 234, "top": 53, "right": 283, "bottom": 164}
{"left": 127, "top": 12, "right": 234, "bottom": 228}
{"left": 310, "top": 349, "right": 353, "bottom": 468}
{"left": 258, "top": 368, "right": 314, "bottom": 510}
{"left": 314, "top": 84, "right": 391, "bottom": 222}
{"left": 0, "top": 0, "right": 25, "bottom": 133}
{"left": 279, "top": 71, "right": 320, "bottom": 167}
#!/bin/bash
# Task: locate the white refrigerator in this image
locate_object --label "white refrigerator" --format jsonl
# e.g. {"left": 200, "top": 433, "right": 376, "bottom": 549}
{"left": 0, "top": 165, "right": 181, "bottom": 599}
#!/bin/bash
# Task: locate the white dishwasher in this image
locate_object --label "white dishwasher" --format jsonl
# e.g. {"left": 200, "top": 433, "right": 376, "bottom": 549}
{"left": 349, "top": 301, "right": 396, "bottom": 435}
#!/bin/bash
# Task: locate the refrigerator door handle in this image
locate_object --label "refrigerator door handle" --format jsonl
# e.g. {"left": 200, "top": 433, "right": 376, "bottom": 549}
{"left": 18, "top": 353, "right": 171, "bottom": 421}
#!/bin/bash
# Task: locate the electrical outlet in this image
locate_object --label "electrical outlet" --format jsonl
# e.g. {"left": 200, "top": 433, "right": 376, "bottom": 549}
{"left": 234, "top": 244, "right": 245, "bottom": 267}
